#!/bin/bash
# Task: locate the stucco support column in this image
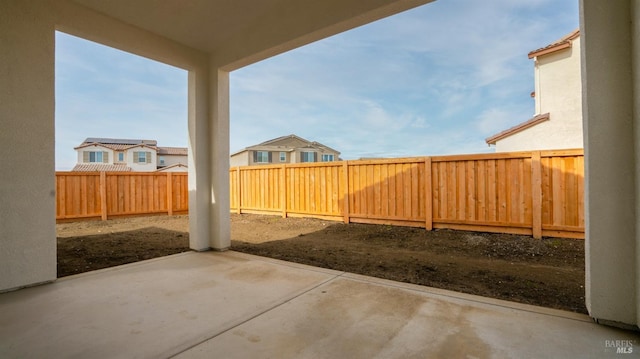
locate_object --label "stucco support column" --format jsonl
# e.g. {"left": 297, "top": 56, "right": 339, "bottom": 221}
{"left": 187, "top": 63, "right": 230, "bottom": 251}
{"left": 187, "top": 64, "right": 211, "bottom": 251}
{"left": 633, "top": 0, "right": 640, "bottom": 328}
{"left": 209, "top": 67, "right": 231, "bottom": 250}
{"left": 581, "top": 0, "right": 639, "bottom": 329}
{"left": 0, "top": 1, "right": 57, "bottom": 291}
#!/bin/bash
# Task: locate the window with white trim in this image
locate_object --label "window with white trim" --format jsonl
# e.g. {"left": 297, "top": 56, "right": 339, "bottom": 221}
{"left": 322, "top": 154, "right": 334, "bottom": 162}
{"left": 117, "top": 152, "right": 124, "bottom": 162}
{"left": 280, "top": 152, "right": 286, "bottom": 162}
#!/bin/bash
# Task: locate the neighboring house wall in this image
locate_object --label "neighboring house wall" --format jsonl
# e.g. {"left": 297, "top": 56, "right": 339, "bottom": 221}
{"left": 126, "top": 146, "right": 157, "bottom": 172}
{"left": 240, "top": 148, "right": 338, "bottom": 166}
{"left": 490, "top": 31, "right": 583, "bottom": 152}
{"left": 230, "top": 134, "right": 340, "bottom": 167}
{"left": 230, "top": 151, "right": 250, "bottom": 167}
{"left": 73, "top": 139, "right": 187, "bottom": 172}
{"left": 158, "top": 154, "right": 187, "bottom": 167}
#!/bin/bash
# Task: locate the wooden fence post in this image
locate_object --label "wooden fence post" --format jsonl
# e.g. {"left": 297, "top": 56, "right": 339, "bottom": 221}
{"left": 342, "top": 161, "right": 350, "bottom": 223}
{"left": 281, "top": 165, "right": 287, "bottom": 218}
{"left": 166, "top": 172, "right": 173, "bottom": 216}
{"left": 424, "top": 157, "right": 433, "bottom": 230}
{"left": 531, "top": 151, "right": 542, "bottom": 239}
{"left": 100, "top": 171, "right": 107, "bottom": 221}
{"left": 57, "top": 174, "right": 65, "bottom": 220}
{"left": 236, "top": 167, "right": 242, "bottom": 214}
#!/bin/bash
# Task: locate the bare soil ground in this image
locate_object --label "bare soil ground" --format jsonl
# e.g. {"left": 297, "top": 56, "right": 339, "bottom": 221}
{"left": 57, "top": 214, "right": 586, "bottom": 313}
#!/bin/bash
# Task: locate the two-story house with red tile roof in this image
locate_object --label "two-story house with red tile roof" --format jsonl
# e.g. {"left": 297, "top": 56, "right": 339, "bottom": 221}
{"left": 72, "top": 137, "right": 187, "bottom": 172}
{"left": 486, "top": 29, "right": 582, "bottom": 152}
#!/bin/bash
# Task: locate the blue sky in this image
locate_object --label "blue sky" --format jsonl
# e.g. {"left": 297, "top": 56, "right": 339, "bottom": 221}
{"left": 55, "top": 0, "right": 579, "bottom": 170}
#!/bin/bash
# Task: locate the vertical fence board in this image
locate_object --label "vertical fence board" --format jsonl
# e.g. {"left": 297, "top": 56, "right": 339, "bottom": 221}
{"left": 531, "top": 152, "right": 542, "bottom": 239}
{"left": 577, "top": 156, "right": 585, "bottom": 227}
{"left": 424, "top": 158, "right": 433, "bottom": 230}
{"left": 388, "top": 164, "right": 397, "bottom": 217}
{"left": 480, "top": 160, "right": 487, "bottom": 222}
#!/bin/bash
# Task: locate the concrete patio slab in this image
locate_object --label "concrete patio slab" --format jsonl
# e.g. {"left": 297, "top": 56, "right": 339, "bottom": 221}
{"left": 1, "top": 251, "right": 638, "bottom": 358}
{"left": 0, "top": 251, "right": 338, "bottom": 358}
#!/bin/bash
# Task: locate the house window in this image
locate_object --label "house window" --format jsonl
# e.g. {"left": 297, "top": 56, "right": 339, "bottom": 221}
{"left": 133, "top": 151, "right": 151, "bottom": 164}
{"left": 88, "top": 151, "right": 103, "bottom": 163}
{"left": 301, "top": 151, "right": 316, "bottom": 163}
{"left": 118, "top": 152, "right": 124, "bottom": 162}
{"left": 280, "top": 152, "right": 286, "bottom": 162}
{"left": 322, "top": 154, "right": 334, "bottom": 162}
{"left": 254, "top": 151, "right": 270, "bottom": 163}
{"left": 159, "top": 156, "right": 165, "bottom": 165}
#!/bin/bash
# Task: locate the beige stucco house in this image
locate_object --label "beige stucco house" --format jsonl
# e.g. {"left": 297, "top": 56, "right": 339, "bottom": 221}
{"left": 230, "top": 134, "right": 340, "bottom": 167}
{"left": 486, "top": 30, "right": 583, "bottom": 151}
{"left": 72, "top": 137, "right": 187, "bottom": 172}
{"left": 156, "top": 146, "right": 189, "bottom": 172}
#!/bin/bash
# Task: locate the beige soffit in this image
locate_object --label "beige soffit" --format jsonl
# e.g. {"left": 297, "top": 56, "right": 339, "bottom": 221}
{"left": 69, "top": 0, "right": 433, "bottom": 70}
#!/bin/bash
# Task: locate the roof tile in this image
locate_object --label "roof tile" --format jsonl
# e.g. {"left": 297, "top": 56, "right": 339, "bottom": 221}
{"left": 71, "top": 164, "right": 132, "bottom": 172}
{"left": 528, "top": 29, "right": 579, "bottom": 59}
{"left": 157, "top": 147, "right": 188, "bottom": 155}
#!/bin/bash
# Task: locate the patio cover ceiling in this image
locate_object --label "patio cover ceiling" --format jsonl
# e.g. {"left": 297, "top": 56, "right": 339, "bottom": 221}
{"left": 71, "top": 0, "right": 433, "bottom": 70}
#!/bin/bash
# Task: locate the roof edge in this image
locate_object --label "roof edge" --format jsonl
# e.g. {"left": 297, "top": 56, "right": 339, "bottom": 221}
{"left": 528, "top": 29, "right": 580, "bottom": 59}
{"left": 485, "top": 113, "right": 551, "bottom": 145}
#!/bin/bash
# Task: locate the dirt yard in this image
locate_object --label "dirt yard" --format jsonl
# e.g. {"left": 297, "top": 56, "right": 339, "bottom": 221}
{"left": 57, "top": 214, "right": 586, "bottom": 313}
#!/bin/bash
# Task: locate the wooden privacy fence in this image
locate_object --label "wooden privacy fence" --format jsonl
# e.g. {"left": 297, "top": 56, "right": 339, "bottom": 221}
{"left": 231, "top": 149, "right": 584, "bottom": 239}
{"left": 56, "top": 172, "right": 188, "bottom": 221}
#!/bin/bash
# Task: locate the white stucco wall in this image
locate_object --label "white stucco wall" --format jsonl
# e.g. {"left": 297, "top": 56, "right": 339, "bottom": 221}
{"left": 495, "top": 37, "right": 583, "bottom": 152}
{"left": 0, "top": 1, "right": 57, "bottom": 291}
{"left": 634, "top": 0, "right": 640, "bottom": 328}
{"left": 126, "top": 147, "right": 157, "bottom": 172}
{"left": 582, "top": 0, "right": 639, "bottom": 328}
{"left": 159, "top": 154, "right": 186, "bottom": 167}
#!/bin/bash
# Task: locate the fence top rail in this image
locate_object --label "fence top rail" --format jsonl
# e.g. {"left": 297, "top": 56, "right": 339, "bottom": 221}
{"left": 346, "top": 157, "right": 426, "bottom": 165}
{"left": 228, "top": 149, "right": 585, "bottom": 173}
{"left": 539, "top": 149, "right": 584, "bottom": 157}
{"left": 432, "top": 152, "right": 532, "bottom": 162}
{"left": 232, "top": 162, "right": 344, "bottom": 171}
{"left": 56, "top": 171, "right": 187, "bottom": 176}
{"left": 56, "top": 172, "right": 101, "bottom": 176}
{"left": 431, "top": 149, "right": 583, "bottom": 162}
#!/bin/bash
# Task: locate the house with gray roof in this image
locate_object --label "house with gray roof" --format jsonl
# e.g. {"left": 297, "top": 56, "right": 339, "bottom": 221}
{"left": 230, "top": 134, "right": 341, "bottom": 167}
{"left": 72, "top": 137, "right": 188, "bottom": 172}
